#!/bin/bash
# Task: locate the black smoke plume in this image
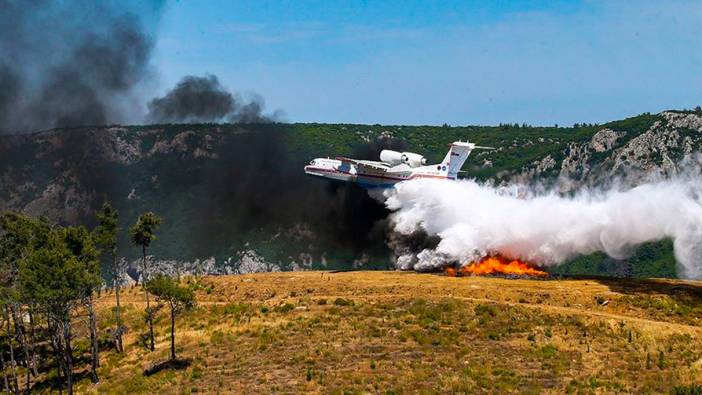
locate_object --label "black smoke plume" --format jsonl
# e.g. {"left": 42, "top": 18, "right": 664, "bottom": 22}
{"left": 0, "top": 0, "right": 395, "bottom": 268}
{"left": 0, "top": 0, "right": 163, "bottom": 134}
{"left": 146, "top": 74, "right": 278, "bottom": 124}
{"left": 164, "top": 130, "right": 405, "bottom": 266}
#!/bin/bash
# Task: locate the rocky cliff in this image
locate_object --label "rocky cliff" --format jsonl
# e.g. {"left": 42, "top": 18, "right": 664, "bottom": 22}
{"left": 511, "top": 111, "right": 702, "bottom": 190}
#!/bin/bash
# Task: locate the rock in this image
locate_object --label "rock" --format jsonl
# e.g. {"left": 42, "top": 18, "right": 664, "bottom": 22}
{"left": 590, "top": 128, "right": 624, "bottom": 152}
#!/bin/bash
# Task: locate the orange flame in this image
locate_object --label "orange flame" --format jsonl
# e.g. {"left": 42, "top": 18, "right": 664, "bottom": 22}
{"left": 446, "top": 255, "right": 548, "bottom": 277}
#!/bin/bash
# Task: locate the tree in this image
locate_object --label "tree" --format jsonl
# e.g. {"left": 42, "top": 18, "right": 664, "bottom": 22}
{"left": 130, "top": 212, "right": 161, "bottom": 352}
{"left": 20, "top": 225, "right": 101, "bottom": 395}
{"left": 145, "top": 275, "right": 195, "bottom": 360}
{"left": 64, "top": 226, "right": 102, "bottom": 384}
{"left": 94, "top": 202, "right": 124, "bottom": 353}
{"left": 0, "top": 212, "right": 48, "bottom": 393}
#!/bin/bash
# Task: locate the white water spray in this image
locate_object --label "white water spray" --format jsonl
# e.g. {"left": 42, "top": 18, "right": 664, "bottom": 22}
{"left": 385, "top": 175, "right": 702, "bottom": 278}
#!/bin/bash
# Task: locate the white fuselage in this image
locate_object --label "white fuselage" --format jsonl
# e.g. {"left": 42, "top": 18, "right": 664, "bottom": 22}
{"left": 304, "top": 158, "right": 452, "bottom": 188}
{"left": 304, "top": 141, "right": 481, "bottom": 188}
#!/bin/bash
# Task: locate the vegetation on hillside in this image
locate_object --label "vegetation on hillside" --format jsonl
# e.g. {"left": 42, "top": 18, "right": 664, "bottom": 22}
{"left": 0, "top": 111, "right": 688, "bottom": 278}
{"left": 0, "top": 194, "right": 697, "bottom": 392}
{"left": 0, "top": 208, "right": 197, "bottom": 393}
{"left": 74, "top": 272, "right": 702, "bottom": 393}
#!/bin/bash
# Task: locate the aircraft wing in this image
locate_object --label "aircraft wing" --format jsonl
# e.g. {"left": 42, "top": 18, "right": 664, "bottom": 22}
{"left": 336, "top": 157, "right": 389, "bottom": 174}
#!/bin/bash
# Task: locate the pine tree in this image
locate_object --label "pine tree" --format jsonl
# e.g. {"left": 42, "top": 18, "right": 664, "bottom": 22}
{"left": 0, "top": 212, "right": 48, "bottom": 392}
{"left": 64, "top": 226, "right": 102, "bottom": 384}
{"left": 20, "top": 225, "right": 101, "bottom": 394}
{"left": 94, "top": 202, "right": 124, "bottom": 353}
{"left": 130, "top": 212, "right": 162, "bottom": 352}
{"left": 146, "top": 275, "right": 195, "bottom": 360}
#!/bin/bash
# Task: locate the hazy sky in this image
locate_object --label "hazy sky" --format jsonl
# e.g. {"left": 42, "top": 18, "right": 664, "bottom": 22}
{"left": 152, "top": 0, "right": 702, "bottom": 126}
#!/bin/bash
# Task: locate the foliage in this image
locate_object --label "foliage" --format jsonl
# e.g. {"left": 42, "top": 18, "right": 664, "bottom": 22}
{"left": 146, "top": 274, "right": 196, "bottom": 359}
{"left": 14, "top": 220, "right": 103, "bottom": 393}
{"left": 20, "top": 225, "right": 101, "bottom": 315}
{"left": 94, "top": 202, "right": 119, "bottom": 253}
{"left": 146, "top": 275, "right": 196, "bottom": 313}
{"left": 130, "top": 212, "right": 161, "bottom": 249}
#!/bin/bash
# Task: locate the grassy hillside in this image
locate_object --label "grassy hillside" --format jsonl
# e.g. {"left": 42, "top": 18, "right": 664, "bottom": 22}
{"left": 57, "top": 272, "right": 702, "bottom": 393}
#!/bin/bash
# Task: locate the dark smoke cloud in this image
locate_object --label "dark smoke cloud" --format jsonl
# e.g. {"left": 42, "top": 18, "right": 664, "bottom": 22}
{"left": 0, "top": 64, "right": 20, "bottom": 128}
{"left": 351, "top": 137, "right": 407, "bottom": 160}
{"left": 146, "top": 74, "right": 279, "bottom": 124}
{"left": 0, "top": 0, "right": 164, "bottom": 134}
{"left": 0, "top": 0, "right": 391, "bottom": 268}
{"left": 164, "top": 131, "right": 404, "bottom": 265}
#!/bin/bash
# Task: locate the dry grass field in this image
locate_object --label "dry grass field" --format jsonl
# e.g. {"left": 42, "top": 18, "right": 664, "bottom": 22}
{"left": 63, "top": 271, "right": 702, "bottom": 394}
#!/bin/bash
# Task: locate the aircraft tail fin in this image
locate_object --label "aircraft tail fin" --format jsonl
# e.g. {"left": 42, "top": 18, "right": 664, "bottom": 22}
{"left": 442, "top": 141, "right": 493, "bottom": 179}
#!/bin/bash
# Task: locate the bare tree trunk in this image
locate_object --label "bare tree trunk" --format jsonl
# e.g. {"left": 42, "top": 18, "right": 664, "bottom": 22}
{"left": 48, "top": 322, "right": 64, "bottom": 395}
{"left": 4, "top": 309, "right": 18, "bottom": 395}
{"left": 27, "top": 310, "right": 37, "bottom": 377}
{"left": 113, "top": 252, "right": 123, "bottom": 353}
{"left": 62, "top": 320, "right": 73, "bottom": 395}
{"left": 142, "top": 245, "right": 154, "bottom": 352}
{"left": 56, "top": 360, "right": 62, "bottom": 395}
{"left": 0, "top": 343, "right": 11, "bottom": 395}
{"left": 170, "top": 305, "right": 175, "bottom": 360}
{"left": 10, "top": 305, "right": 31, "bottom": 394}
{"left": 87, "top": 295, "right": 99, "bottom": 384}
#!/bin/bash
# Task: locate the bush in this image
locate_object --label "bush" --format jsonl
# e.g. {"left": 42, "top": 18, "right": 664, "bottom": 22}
{"left": 223, "top": 302, "right": 250, "bottom": 315}
{"left": 191, "top": 366, "right": 203, "bottom": 380}
{"left": 333, "top": 298, "right": 354, "bottom": 307}
{"left": 544, "top": 328, "right": 552, "bottom": 338}
{"left": 274, "top": 303, "right": 295, "bottom": 313}
{"left": 672, "top": 385, "right": 702, "bottom": 395}
{"left": 534, "top": 344, "right": 558, "bottom": 359}
{"left": 474, "top": 304, "right": 498, "bottom": 317}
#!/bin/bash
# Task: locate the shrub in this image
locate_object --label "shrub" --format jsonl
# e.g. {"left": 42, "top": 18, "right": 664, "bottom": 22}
{"left": 274, "top": 303, "right": 295, "bottom": 313}
{"left": 223, "top": 302, "right": 251, "bottom": 315}
{"left": 474, "top": 304, "right": 498, "bottom": 317}
{"left": 534, "top": 344, "right": 558, "bottom": 359}
{"left": 258, "top": 329, "right": 274, "bottom": 350}
{"left": 658, "top": 350, "right": 666, "bottom": 369}
{"left": 191, "top": 366, "right": 203, "bottom": 380}
{"left": 672, "top": 385, "right": 702, "bottom": 395}
{"left": 333, "top": 298, "right": 354, "bottom": 307}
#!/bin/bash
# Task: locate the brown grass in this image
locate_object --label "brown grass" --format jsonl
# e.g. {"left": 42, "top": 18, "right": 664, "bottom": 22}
{"left": 64, "top": 271, "right": 702, "bottom": 393}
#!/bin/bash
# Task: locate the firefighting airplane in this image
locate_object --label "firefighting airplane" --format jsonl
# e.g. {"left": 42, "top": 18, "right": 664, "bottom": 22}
{"left": 304, "top": 141, "right": 494, "bottom": 188}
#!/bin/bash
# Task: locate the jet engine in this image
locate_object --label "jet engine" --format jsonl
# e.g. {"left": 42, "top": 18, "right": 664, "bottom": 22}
{"left": 401, "top": 152, "right": 427, "bottom": 168}
{"left": 380, "top": 150, "right": 404, "bottom": 165}
{"left": 380, "top": 150, "right": 426, "bottom": 168}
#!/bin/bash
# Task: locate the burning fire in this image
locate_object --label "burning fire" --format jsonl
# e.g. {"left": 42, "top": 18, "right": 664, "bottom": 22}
{"left": 446, "top": 255, "right": 548, "bottom": 277}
